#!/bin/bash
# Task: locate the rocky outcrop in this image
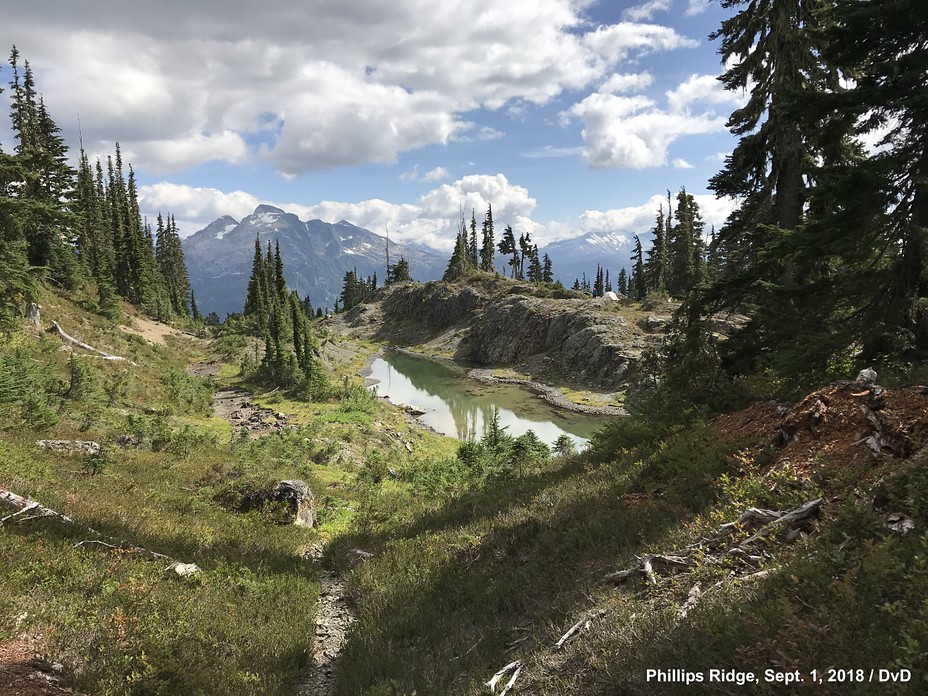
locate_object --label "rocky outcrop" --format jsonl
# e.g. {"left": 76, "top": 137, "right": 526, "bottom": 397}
{"left": 380, "top": 282, "right": 483, "bottom": 330}
{"left": 461, "top": 295, "right": 650, "bottom": 389}
{"left": 370, "top": 283, "right": 667, "bottom": 390}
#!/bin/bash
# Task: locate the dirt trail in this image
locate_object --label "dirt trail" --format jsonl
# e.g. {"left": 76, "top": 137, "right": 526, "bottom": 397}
{"left": 297, "top": 555, "right": 356, "bottom": 696}
{"left": 205, "top": 381, "right": 356, "bottom": 693}
{"left": 212, "top": 387, "right": 292, "bottom": 439}
{"left": 120, "top": 314, "right": 198, "bottom": 346}
{"left": 0, "top": 630, "right": 84, "bottom": 696}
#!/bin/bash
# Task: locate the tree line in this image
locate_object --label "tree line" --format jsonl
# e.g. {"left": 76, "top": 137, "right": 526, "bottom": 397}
{"left": 239, "top": 234, "right": 328, "bottom": 398}
{"left": 0, "top": 46, "right": 193, "bottom": 329}
{"left": 661, "top": 0, "right": 928, "bottom": 402}
{"left": 444, "top": 205, "right": 553, "bottom": 283}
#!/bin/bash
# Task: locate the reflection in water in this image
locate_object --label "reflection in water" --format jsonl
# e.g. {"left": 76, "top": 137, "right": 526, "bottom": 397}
{"left": 367, "top": 351, "right": 610, "bottom": 448}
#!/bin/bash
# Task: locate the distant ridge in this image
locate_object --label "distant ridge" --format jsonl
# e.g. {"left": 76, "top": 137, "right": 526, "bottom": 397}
{"left": 182, "top": 206, "right": 448, "bottom": 317}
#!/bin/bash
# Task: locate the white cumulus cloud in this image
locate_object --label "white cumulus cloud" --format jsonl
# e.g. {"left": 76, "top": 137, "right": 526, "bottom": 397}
{"left": 4, "top": 1, "right": 702, "bottom": 175}
{"left": 566, "top": 72, "right": 744, "bottom": 169}
{"left": 623, "top": 0, "right": 671, "bottom": 22}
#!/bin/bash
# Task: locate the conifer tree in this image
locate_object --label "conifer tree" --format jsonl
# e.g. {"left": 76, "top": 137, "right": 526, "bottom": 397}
{"left": 156, "top": 214, "right": 190, "bottom": 316}
{"left": 709, "top": 0, "right": 837, "bottom": 270}
{"left": 386, "top": 257, "right": 411, "bottom": 284}
{"left": 497, "top": 225, "right": 518, "bottom": 278}
{"left": 630, "top": 235, "right": 647, "bottom": 299}
{"left": 542, "top": 253, "right": 553, "bottom": 283}
{"left": 645, "top": 205, "right": 668, "bottom": 293}
{"left": 479, "top": 204, "right": 495, "bottom": 272}
{"left": 274, "top": 240, "right": 286, "bottom": 303}
{"left": 190, "top": 290, "right": 203, "bottom": 323}
{"left": 527, "top": 244, "right": 543, "bottom": 283}
{"left": 468, "top": 209, "right": 479, "bottom": 267}
{"left": 443, "top": 230, "right": 470, "bottom": 281}
{"left": 618, "top": 268, "right": 628, "bottom": 295}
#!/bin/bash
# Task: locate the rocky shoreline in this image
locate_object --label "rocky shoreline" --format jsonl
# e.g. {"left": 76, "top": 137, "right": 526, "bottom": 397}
{"left": 363, "top": 346, "right": 627, "bottom": 418}
{"left": 467, "top": 368, "right": 627, "bottom": 417}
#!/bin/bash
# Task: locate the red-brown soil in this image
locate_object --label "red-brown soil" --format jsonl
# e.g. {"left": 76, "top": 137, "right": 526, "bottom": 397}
{"left": 713, "top": 383, "right": 928, "bottom": 485}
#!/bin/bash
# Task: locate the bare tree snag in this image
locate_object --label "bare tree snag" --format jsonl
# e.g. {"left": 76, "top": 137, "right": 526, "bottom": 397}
{"left": 49, "top": 321, "right": 127, "bottom": 361}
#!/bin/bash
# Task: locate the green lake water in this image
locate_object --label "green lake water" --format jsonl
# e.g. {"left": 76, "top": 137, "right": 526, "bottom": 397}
{"left": 367, "top": 351, "right": 612, "bottom": 448}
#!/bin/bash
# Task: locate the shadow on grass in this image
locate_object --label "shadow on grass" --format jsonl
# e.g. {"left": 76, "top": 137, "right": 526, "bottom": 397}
{"left": 1, "top": 503, "right": 318, "bottom": 696}
{"left": 328, "top": 457, "right": 688, "bottom": 695}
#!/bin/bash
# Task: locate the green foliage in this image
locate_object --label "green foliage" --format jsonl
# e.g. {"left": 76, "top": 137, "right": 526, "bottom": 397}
{"left": 385, "top": 257, "right": 411, "bottom": 285}
{"left": 159, "top": 368, "right": 212, "bottom": 415}
{"left": 0, "top": 347, "right": 59, "bottom": 430}
{"left": 339, "top": 267, "right": 377, "bottom": 312}
{"left": 552, "top": 434, "right": 576, "bottom": 457}
{"left": 0, "top": 240, "right": 38, "bottom": 334}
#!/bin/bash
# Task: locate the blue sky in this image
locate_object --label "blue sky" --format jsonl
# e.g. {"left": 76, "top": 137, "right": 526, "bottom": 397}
{"left": 2, "top": 0, "right": 742, "bottom": 251}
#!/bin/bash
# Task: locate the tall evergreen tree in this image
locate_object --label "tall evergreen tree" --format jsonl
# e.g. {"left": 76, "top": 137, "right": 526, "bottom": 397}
{"left": 645, "top": 205, "right": 668, "bottom": 293}
{"left": 630, "top": 235, "right": 647, "bottom": 299}
{"left": 709, "top": 0, "right": 837, "bottom": 270}
{"left": 479, "top": 204, "right": 495, "bottom": 272}
{"left": 527, "top": 244, "right": 543, "bottom": 283}
{"left": 443, "top": 229, "right": 471, "bottom": 281}
{"left": 468, "top": 209, "right": 479, "bottom": 267}
{"left": 274, "top": 240, "right": 286, "bottom": 302}
{"left": 498, "top": 225, "right": 518, "bottom": 278}
{"left": 387, "top": 257, "right": 411, "bottom": 284}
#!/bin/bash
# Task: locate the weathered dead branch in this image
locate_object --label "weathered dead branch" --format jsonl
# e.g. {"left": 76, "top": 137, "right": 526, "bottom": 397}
{"left": 553, "top": 609, "right": 606, "bottom": 651}
{"left": 49, "top": 321, "right": 127, "bottom": 361}
{"left": 605, "top": 499, "right": 822, "bottom": 587}
{"left": 487, "top": 660, "right": 522, "bottom": 695}
{"left": 2, "top": 488, "right": 179, "bottom": 565}
{"left": 603, "top": 554, "right": 690, "bottom": 584}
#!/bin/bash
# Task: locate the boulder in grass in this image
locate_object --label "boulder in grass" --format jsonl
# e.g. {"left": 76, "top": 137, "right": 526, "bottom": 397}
{"left": 272, "top": 480, "right": 317, "bottom": 528}
{"left": 165, "top": 562, "right": 202, "bottom": 581}
{"left": 36, "top": 440, "right": 101, "bottom": 456}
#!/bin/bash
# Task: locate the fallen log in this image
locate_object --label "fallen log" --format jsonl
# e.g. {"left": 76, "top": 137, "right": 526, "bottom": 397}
{"left": 49, "top": 321, "right": 127, "bottom": 361}
{"left": 2, "top": 488, "right": 183, "bottom": 567}
{"left": 0, "top": 490, "right": 74, "bottom": 526}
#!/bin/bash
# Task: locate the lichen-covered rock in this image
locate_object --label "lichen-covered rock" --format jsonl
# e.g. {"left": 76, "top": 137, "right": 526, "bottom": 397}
{"left": 165, "top": 562, "right": 202, "bottom": 580}
{"left": 273, "top": 480, "right": 317, "bottom": 528}
{"left": 36, "top": 440, "right": 101, "bottom": 456}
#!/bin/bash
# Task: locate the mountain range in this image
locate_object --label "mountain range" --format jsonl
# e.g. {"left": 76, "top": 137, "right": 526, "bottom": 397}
{"left": 183, "top": 206, "right": 639, "bottom": 316}
{"left": 182, "top": 205, "right": 448, "bottom": 317}
{"left": 543, "top": 231, "right": 634, "bottom": 286}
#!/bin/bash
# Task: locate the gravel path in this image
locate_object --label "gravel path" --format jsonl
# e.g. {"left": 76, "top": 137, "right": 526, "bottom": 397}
{"left": 212, "top": 387, "right": 292, "bottom": 439}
